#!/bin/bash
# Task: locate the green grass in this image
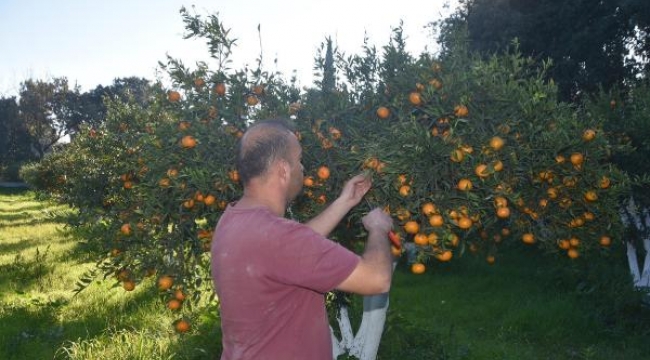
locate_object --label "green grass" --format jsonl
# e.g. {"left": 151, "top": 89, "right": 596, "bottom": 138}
{"left": 379, "top": 250, "right": 650, "bottom": 359}
{"left": 0, "top": 189, "right": 221, "bottom": 360}
{"left": 2, "top": 188, "right": 650, "bottom": 359}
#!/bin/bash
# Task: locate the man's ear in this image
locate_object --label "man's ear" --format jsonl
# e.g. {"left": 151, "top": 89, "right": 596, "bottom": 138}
{"left": 277, "top": 159, "right": 290, "bottom": 182}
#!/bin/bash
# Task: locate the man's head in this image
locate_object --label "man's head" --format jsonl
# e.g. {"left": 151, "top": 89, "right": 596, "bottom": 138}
{"left": 236, "top": 119, "right": 303, "bottom": 199}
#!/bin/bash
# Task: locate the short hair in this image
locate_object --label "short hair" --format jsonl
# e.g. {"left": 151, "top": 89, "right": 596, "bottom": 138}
{"left": 236, "top": 119, "right": 295, "bottom": 185}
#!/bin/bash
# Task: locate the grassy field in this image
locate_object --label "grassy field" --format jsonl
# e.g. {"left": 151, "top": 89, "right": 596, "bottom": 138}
{"left": 2, "top": 188, "right": 650, "bottom": 359}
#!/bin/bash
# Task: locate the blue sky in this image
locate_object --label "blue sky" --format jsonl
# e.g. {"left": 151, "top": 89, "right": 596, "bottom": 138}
{"left": 0, "top": 0, "right": 459, "bottom": 97}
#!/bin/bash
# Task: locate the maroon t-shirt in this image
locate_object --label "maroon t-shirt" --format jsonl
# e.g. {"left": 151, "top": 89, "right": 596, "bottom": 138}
{"left": 211, "top": 204, "right": 360, "bottom": 360}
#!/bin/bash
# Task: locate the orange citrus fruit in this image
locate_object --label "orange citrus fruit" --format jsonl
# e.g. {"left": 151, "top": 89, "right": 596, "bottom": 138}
{"left": 493, "top": 160, "right": 504, "bottom": 172}
{"left": 475, "top": 164, "right": 490, "bottom": 178}
{"left": 183, "top": 199, "right": 195, "bottom": 209}
{"left": 570, "top": 152, "right": 584, "bottom": 166}
{"left": 120, "top": 223, "right": 132, "bottom": 236}
{"left": 457, "top": 178, "right": 473, "bottom": 191}
{"left": 376, "top": 106, "right": 391, "bottom": 119}
{"left": 157, "top": 275, "right": 174, "bottom": 291}
{"left": 558, "top": 239, "right": 571, "bottom": 250}
{"left": 429, "top": 78, "right": 443, "bottom": 89}
{"left": 436, "top": 250, "right": 453, "bottom": 262}
{"left": 246, "top": 95, "right": 259, "bottom": 106}
{"left": 421, "top": 202, "right": 437, "bottom": 216}
{"left": 391, "top": 246, "right": 402, "bottom": 257}
{"left": 404, "top": 221, "right": 420, "bottom": 235}
{"left": 399, "top": 185, "right": 411, "bottom": 197}
{"left": 252, "top": 85, "right": 265, "bottom": 95}
{"left": 461, "top": 144, "right": 474, "bottom": 154}
{"left": 214, "top": 83, "right": 226, "bottom": 96}
{"left": 395, "top": 208, "right": 411, "bottom": 221}
{"left": 522, "top": 233, "right": 535, "bottom": 245}
{"left": 167, "top": 299, "right": 182, "bottom": 311}
{"left": 489, "top": 136, "right": 505, "bottom": 151}
{"left": 158, "top": 178, "right": 171, "bottom": 188}
{"left": 494, "top": 196, "right": 508, "bottom": 208}
{"left": 122, "top": 280, "right": 136, "bottom": 291}
{"left": 599, "top": 176, "right": 611, "bottom": 189}
{"left": 173, "top": 293, "right": 187, "bottom": 305}
{"left": 203, "top": 194, "right": 216, "bottom": 206}
{"left": 411, "top": 263, "right": 426, "bottom": 274}
{"left": 174, "top": 319, "right": 191, "bottom": 333}
{"left": 496, "top": 207, "right": 511, "bottom": 219}
{"left": 599, "top": 235, "right": 612, "bottom": 247}
{"left": 427, "top": 232, "right": 439, "bottom": 245}
{"left": 168, "top": 91, "right": 181, "bottom": 102}
{"left": 317, "top": 166, "right": 330, "bottom": 180}
{"left": 303, "top": 176, "right": 315, "bottom": 187}
{"left": 584, "top": 191, "right": 598, "bottom": 202}
{"left": 364, "top": 157, "right": 380, "bottom": 169}
{"left": 408, "top": 92, "right": 422, "bottom": 106}
{"left": 414, "top": 233, "right": 429, "bottom": 246}
{"left": 228, "top": 170, "right": 240, "bottom": 183}
{"left": 180, "top": 135, "right": 197, "bottom": 149}
{"left": 567, "top": 248, "right": 580, "bottom": 259}
{"left": 450, "top": 149, "right": 465, "bottom": 163}
{"left": 456, "top": 216, "right": 473, "bottom": 230}
{"left": 582, "top": 129, "right": 596, "bottom": 142}
{"left": 429, "top": 214, "right": 444, "bottom": 227}
{"left": 454, "top": 104, "right": 469, "bottom": 117}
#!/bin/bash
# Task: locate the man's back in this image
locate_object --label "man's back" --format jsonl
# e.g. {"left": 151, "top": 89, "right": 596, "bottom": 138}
{"left": 211, "top": 204, "right": 358, "bottom": 360}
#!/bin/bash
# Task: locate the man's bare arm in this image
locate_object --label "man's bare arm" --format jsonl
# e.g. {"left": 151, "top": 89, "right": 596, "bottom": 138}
{"left": 336, "top": 208, "right": 393, "bottom": 295}
{"left": 306, "top": 174, "right": 371, "bottom": 236}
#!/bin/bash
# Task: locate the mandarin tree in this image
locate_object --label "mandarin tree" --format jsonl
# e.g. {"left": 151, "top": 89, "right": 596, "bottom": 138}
{"left": 25, "top": 9, "right": 631, "bottom": 359}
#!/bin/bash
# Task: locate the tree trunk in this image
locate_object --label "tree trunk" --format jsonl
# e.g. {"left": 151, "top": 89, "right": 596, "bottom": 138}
{"left": 620, "top": 197, "right": 650, "bottom": 289}
{"left": 331, "top": 263, "right": 397, "bottom": 360}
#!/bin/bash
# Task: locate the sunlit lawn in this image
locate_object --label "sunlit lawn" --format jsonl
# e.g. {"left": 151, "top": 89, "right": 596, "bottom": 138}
{"left": 2, "top": 188, "right": 650, "bottom": 359}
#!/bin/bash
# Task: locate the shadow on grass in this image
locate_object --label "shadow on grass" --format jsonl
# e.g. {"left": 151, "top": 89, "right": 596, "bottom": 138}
{"left": 0, "top": 283, "right": 168, "bottom": 360}
{"left": 0, "top": 188, "right": 32, "bottom": 197}
{"left": 0, "top": 247, "right": 55, "bottom": 297}
{"left": 0, "top": 202, "right": 50, "bottom": 214}
{"left": 0, "top": 239, "right": 40, "bottom": 255}
{"left": 166, "top": 315, "right": 223, "bottom": 360}
{"left": 0, "top": 216, "right": 63, "bottom": 229}
{"left": 0, "top": 302, "right": 65, "bottom": 360}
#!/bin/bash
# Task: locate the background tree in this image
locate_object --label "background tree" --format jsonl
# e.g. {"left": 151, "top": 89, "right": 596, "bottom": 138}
{"left": 18, "top": 77, "right": 80, "bottom": 158}
{"left": 438, "top": 0, "right": 649, "bottom": 102}
{"left": 68, "top": 77, "right": 157, "bottom": 140}
{"left": 0, "top": 97, "right": 34, "bottom": 180}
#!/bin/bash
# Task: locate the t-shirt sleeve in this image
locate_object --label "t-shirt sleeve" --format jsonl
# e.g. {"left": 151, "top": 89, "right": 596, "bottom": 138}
{"left": 266, "top": 219, "right": 360, "bottom": 294}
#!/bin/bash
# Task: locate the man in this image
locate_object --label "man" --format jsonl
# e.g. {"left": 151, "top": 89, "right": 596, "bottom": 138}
{"left": 211, "top": 119, "right": 394, "bottom": 360}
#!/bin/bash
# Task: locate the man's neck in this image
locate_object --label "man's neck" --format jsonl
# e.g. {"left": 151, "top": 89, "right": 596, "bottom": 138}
{"left": 237, "top": 191, "right": 286, "bottom": 217}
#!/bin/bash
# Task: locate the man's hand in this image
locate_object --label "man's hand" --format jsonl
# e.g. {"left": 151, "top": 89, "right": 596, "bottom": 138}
{"left": 336, "top": 207, "right": 394, "bottom": 295}
{"left": 362, "top": 207, "right": 393, "bottom": 235}
{"left": 338, "top": 174, "right": 372, "bottom": 208}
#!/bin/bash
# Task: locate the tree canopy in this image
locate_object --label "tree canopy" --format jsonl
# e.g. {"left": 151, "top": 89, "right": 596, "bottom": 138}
{"left": 438, "top": 0, "right": 650, "bottom": 101}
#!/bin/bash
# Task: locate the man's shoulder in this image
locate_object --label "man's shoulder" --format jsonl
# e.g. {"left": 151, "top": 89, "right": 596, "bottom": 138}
{"left": 219, "top": 206, "right": 315, "bottom": 238}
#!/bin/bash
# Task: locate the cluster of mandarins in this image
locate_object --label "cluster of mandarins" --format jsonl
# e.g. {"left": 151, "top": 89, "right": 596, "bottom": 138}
{"left": 304, "top": 57, "right": 625, "bottom": 275}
